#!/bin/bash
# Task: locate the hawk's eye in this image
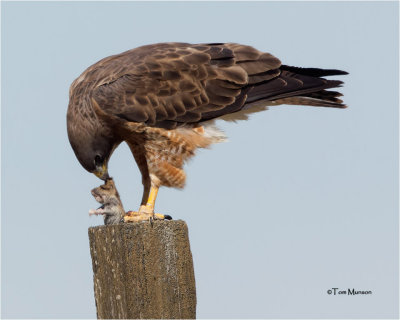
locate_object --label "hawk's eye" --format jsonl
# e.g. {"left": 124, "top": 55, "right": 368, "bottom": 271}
{"left": 94, "top": 155, "right": 103, "bottom": 166}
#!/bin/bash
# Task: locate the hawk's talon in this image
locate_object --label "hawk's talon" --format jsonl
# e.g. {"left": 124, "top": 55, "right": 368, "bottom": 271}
{"left": 124, "top": 210, "right": 170, "bottom": 223}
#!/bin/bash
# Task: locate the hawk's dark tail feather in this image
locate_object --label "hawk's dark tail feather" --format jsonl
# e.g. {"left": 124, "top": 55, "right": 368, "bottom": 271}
{"left": 302, "top": 90, "right": 344, "bottom": 104}
{"left": 273, "top": 95, "right": 346, "bottom": 108}
{"left": 200, "top": 65, "right": 348, "bottom": 122}
{"left": 245, "top": 67, "right": 348, "bottom": 109}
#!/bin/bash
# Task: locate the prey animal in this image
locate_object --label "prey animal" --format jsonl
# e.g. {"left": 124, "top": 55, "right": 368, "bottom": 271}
{"left": 89, "top": 178, "right": 172, "bottom": 225}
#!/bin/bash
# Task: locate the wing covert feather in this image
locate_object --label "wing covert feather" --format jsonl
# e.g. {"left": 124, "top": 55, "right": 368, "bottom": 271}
{"left": 91, "top": 43, "right": 277, "bottom": 127}
{"left": 84, "top": 42, "right": 344, "bottom": 128}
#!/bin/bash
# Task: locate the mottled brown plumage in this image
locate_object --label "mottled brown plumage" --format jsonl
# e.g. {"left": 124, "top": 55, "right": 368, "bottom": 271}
{"left": 67, "top": 42, "right": 347, "bottom": 220}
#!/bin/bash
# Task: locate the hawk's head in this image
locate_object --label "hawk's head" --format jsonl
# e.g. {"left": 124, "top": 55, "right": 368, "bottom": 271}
{"left": 69, "top": 135, "right": 114, "bottom": 180}
{"left": 67, "top": 111, "right": 120, "bottom": 180}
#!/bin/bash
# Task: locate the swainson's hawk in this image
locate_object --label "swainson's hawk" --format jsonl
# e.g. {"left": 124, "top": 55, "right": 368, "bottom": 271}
{"left": 67, "top": 42, "right": 347, "bottom": 222}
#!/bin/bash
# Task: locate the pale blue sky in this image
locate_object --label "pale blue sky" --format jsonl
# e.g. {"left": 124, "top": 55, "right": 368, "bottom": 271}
{"left": 2, "top": 1, "right": 399, "bottom": 319}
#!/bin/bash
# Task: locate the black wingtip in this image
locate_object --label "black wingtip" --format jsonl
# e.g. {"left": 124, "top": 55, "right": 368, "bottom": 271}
{"left": 164, "top": 214, "right": 173, "bottom": 220}
{"left": 326, "top": 69, "right": 349, "bottom": 76}
{"left": 281, "top": 65, "right": 349, "bottom": 77}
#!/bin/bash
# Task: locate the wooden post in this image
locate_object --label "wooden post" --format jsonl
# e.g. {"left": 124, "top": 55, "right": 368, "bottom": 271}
{"left": 88, "top": 220, "right": 196, "bottom": 319}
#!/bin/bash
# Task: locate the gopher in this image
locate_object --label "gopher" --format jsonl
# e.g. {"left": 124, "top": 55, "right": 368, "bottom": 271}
{"left": 89, "top": 178, "right": 172, "bottom": 225}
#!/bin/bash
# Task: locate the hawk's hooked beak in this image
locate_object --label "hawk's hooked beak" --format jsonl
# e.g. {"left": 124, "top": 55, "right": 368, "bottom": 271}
{"left": 94, "top": 163, "right": 110, "bottom": 181}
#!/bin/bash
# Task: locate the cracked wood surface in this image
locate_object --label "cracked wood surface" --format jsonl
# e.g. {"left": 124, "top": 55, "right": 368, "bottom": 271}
{"left": 88, "top": 220, "right": 196, "bottom": 319}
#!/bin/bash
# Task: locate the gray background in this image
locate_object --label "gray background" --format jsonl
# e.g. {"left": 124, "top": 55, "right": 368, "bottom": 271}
{"left": 2, "top": 1, "right": 399, "bottom": 319}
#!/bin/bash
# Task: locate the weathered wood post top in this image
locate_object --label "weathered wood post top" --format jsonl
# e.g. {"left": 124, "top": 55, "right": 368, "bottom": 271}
{"left": 88, "top": 220, "right": 196, "bottom": 319}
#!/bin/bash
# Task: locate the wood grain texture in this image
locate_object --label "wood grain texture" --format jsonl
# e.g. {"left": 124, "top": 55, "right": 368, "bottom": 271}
{"left": 88, "top": 220, "right": 196, "bottom": 319}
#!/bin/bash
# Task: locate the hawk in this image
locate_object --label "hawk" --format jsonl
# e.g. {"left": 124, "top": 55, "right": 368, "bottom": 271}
{"left": 67, "top": 42, "right": 347, "bottom": 222}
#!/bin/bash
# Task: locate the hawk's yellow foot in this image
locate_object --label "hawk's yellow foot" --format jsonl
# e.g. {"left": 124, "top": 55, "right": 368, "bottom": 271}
{"left": 124, "top": 208, "right": 172, "bottom": 223}
{"left": 124, "top": 186, "right": 172, "bottom": 222}
{"left": 123, "top": 186, "right": 172, "bottom": 223}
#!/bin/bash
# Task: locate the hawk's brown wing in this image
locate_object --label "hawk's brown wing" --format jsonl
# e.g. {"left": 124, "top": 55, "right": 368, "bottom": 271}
{"left": 91, "top": 43, "right": 345, "bottom": 129}
{"left": 91, "top": 43, "right": 281, "bottom": 129}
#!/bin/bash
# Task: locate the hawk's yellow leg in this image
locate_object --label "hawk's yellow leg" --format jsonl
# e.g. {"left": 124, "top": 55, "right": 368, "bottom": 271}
{"left": 124, "top": 186, "right": 171, "bottom": 222}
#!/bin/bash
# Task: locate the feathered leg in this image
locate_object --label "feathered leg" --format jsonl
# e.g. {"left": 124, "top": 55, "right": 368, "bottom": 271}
{"left": 125, "top": 142, "right": 171, "bottom": 222}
